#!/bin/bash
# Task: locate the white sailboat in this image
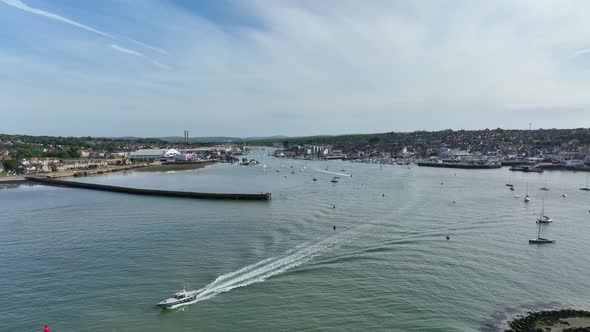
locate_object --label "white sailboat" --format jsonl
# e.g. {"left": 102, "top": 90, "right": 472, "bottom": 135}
{"left": 539, "top": 175, "right": 549, "bottom": 191}
{"left": 536, "top": 197, "right": 553, "bottom": 223}
{"left": 562, "top": 185, "right": 567, "bottom": 198}
{"left": 524, "top": 183, "right": 531, "bottom": 202}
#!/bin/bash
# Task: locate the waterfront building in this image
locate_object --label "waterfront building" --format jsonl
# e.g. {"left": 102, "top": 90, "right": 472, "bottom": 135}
{"left": 128, "top": 149, "right": 180, "bottom": 160}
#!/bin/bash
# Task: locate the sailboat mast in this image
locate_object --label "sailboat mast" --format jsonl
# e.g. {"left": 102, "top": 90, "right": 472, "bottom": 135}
{"left": 537, "top": 222, "right": 541, "bottom": 239}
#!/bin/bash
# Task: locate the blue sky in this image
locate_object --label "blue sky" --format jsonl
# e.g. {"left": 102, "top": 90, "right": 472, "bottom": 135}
{"left": 1, "top": 0, "right": 590, "bottom": 137}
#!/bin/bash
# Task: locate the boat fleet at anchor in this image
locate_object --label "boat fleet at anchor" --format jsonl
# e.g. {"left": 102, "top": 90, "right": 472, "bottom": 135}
{"left": 155, "top": 164, "right": 590, "bottom": 308}
{"left": 507, "top": 175, "right": 590, "bottom": 245}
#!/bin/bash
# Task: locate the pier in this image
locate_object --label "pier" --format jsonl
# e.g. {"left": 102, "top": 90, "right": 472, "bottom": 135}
{"left": 416, "top": 161, "right": 501, "bottom": 169}
{"left": 26, "top": 177, "right": 271, "bottom": 201}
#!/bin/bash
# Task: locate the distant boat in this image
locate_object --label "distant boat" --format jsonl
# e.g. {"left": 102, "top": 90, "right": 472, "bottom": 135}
{"left": 536, "top": 198, "right": 553, "bottom": 224}
{"left": 539, "top": 175, "right": 549, "bottom": 191}
{"left": 510, "top": 165, "right": 543, "bottom": 173}
{"left": 581, "top": 175, "right": 590, "bottom": 191}
{"left": 514, "top": 194, "right": 521, "bottom": 198}
{"left": 510, "top": 187, "right": 515, "bottom": 191}
{"left": 529, "top": 221, "right": 555, "bottom": 244}
{"left": 331, "top": 177, "right": 339, "bottom": 183}
{"left": 524, "top": 183, "right": 531, "bottom": 202}
{"left": 313, "top": 177, "right": 317, "bottom": 182}
{"left": 506, "top": 174, "right": 513, "bottom": 187}
{"left": 562, "top": 185, "right": 567, "bottom": 198}
{"left": 157, "top": 290, "right": 199, "bottom": 308}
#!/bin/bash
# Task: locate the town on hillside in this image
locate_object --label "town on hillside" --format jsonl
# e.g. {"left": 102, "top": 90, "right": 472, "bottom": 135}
{"left": 2, "top": 128, "right": 590, "bottom": 176}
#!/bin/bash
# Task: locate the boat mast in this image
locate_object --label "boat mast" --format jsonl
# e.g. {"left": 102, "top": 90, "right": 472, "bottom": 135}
{"left": 537, "top": 221, "right": 541, "bottom": 239}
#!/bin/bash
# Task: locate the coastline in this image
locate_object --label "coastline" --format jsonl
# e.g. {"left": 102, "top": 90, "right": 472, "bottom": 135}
{"left": 504, "top": 309, "right": 590, "bottom": 332}
{"left": 0, "top": 160, "right": 217, "bottom": 187}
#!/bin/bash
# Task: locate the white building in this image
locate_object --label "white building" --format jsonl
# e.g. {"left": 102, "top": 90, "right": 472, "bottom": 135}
{"left": 128, "top": 149, "right": 180, "bottom": 160}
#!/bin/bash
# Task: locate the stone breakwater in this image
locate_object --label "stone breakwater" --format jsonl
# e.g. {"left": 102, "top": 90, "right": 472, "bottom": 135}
{"left": 505, "top": 309, "right": 590, "bottom": 332}
{"left": 25, "top": 177, "right": 272, "bottom": 201}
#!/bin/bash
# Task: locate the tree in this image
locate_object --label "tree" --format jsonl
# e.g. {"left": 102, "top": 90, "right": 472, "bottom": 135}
{"left": 2, "top": 159, "right": 20, "bottom": 173}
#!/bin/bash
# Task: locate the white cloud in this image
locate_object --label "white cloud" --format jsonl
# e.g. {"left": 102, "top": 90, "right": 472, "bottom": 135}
{"left": 1, "top": 0, "right": 168, "bottom": 56}
{"left": 110, "top": 44, "right": 144, "bottom": 57}
{"left": 151, "top": 60, "right": 171, "bottom": 70}
{"left": 1, "top": 0, "right": 112, "bottom": 38}
{"left": 129, "top": 38, "right": 169, "bottom": 56}
{"left": 3, "top": 0, "right": 590, "bottom": 136}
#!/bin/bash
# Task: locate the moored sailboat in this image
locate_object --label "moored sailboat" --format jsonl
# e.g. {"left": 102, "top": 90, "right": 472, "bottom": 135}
{"left": 536, "top": 198, "right": 553, "bottom": 224}
{"left": 529, "top": 222, "right": 555, "bottom": 244}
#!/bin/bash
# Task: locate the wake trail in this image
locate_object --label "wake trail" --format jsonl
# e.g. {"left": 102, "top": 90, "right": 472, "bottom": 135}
{"left": 312, "top": 169, "right": 352, "bottom": 177}
{"left": 166, "top": 196, "right": 417, "bottom": 309}
{"left": 169, "top": 229, "right": 359, "bottom": 308}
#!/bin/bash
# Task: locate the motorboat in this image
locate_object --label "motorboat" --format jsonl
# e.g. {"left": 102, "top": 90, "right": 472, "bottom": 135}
{"left": 331, "top": 177, "right": 339, "bottom": 183}
{"left": 156, "top": 290, "right": 198, "bottom": 308}
{"left": 510, "top": 187, "right": 515, "bottom": 191}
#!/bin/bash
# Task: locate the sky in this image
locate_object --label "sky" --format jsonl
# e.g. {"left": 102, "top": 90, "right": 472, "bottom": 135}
{"left": 1, "top": 0, "right": 590, "bottom": 137}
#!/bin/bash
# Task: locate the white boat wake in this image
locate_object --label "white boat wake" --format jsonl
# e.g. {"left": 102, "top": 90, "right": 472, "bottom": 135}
{"left": 164, "top": 233, "right": 349, "bottom": 309}
{"left": 313, "top": 169, "right": 352, "bottom": 177}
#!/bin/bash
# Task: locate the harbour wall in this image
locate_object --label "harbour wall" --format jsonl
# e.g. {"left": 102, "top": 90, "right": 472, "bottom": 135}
{"left": 416, "top": 162, "right": 501, "bottom": 169}
{"left": 26, "top": 177, "right": 271, "bottom": 201}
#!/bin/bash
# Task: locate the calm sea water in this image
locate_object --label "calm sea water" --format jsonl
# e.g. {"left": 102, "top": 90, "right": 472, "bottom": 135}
{"left": 2, "top": 151, "right": 590, "bottom": 331}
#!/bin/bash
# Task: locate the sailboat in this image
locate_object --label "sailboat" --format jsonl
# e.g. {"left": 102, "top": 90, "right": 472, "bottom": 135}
{"left": 539, "top": 175, "right": 549, "bottom": 191}
{"left": 580, "top": 175, "right": 590, "bottom": 191}
{"left": 529, "top": 221, "right": 555, "bottom": 244}
{"left": 506, "top": 174, "right": 514, "bottom": 187}
{"left": 536, "top": 198, "right": 553, "bottom": 223}
{"left": 524, "top": 183, "right": 531, "bottom": 202}
{"left": 562, "top": 185, "right": 567, "bottom": 198}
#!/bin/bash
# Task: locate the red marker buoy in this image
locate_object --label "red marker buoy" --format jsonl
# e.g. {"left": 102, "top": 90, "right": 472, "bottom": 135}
{"left": 44, "top": 325, "right": 51, "bottom": 332}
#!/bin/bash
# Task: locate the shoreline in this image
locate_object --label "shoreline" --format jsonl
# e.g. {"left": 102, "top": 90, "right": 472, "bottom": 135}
{"left": 504, "top": 309, "right": 590, "bottom": 331}
{"left": 0, "top": 160, "right": 217, "bottom": 186}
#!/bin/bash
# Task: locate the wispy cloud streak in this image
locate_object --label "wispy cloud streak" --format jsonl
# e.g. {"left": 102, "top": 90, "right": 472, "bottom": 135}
{"left": 1, "top": 0, "right": 113, "bottom": 38}
{"left": 1, "top": 0, "right": 168, "bottom": 56}
{"left": 110, "top": 44, "right": 144, "bottom": 57}
{"left": 130, "top": 38, "right": 169, "bottom": 56}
